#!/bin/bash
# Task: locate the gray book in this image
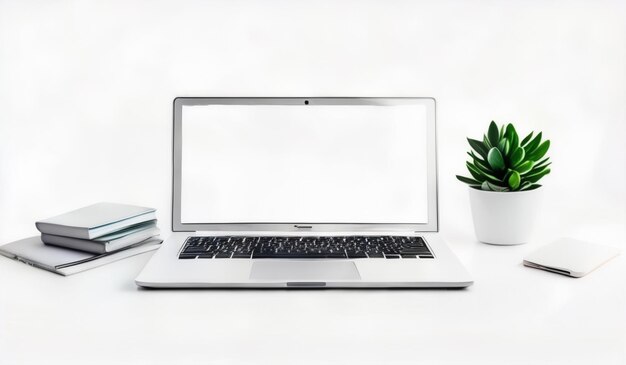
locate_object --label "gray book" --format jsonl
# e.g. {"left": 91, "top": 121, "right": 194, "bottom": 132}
{"left": 35, "top": 202, "right": 156, "bottom": 240}
{"left": 0, "top": 236, "right": 162, "bottom": 276}
{"left": 42, "top": 220, "right": 160, "bottom": 254}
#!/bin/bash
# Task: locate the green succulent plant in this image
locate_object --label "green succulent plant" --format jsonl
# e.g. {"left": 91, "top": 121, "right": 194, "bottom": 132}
{"left": 456, "top": 121, "right": 551, "bottom": 192}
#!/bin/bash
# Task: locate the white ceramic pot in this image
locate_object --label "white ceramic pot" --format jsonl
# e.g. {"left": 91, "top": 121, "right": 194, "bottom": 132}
{"left": 468, "top": 187, "right": 542, "bottom": 245}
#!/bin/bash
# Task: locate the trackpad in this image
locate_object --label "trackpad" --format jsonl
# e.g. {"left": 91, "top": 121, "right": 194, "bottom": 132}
{"left": 250, "top": 261, "right": 361, "bottom": 281}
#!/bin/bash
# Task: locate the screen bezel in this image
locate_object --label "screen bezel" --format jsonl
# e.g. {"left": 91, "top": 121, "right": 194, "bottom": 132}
{"left": 172, "top": 97, "right": 438, "bottom": 232}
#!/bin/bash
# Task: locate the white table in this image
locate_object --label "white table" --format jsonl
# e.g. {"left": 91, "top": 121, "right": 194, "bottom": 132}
{"left": 0, "top": 222, "right": 624, "bottom": 365}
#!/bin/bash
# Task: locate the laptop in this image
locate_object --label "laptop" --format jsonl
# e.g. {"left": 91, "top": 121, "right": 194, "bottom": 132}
{"left": 135, "top": 97, "right": 472, "bottom": 288}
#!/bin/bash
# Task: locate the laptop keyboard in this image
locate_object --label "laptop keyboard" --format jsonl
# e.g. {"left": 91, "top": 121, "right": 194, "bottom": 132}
{"left": 179, "top": 236, "right": 434, "bottom": 259}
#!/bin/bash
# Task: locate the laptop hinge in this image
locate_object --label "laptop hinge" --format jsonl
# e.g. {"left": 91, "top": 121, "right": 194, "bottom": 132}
{"left": 193, "top": 230, "right": 420, "bottom": 236}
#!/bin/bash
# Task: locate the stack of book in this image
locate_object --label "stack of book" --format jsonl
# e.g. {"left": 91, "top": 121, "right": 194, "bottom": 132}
{"left": 36, "top": 202, "right": 161, "bottom": 254}
{"left": 0, "top": 202, "right": 162, "bottom": 276}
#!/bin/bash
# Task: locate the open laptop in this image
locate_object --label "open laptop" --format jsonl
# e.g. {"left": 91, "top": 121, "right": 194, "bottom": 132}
{"left": 135, "top": 97, "right": 472, "bottom": 288}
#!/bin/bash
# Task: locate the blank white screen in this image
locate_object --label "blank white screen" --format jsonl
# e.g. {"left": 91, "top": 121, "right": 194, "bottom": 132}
{"left": 181, "top": 103, "right": 428, "bottom": 223}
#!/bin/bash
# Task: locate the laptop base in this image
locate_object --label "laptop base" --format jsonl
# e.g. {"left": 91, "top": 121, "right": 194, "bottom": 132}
{"left": 136, "top": 233, "right": 473, "bottom": 289}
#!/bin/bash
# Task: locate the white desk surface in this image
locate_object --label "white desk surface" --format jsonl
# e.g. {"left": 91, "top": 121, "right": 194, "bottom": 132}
{"left": 1, "top": 222, "right": 624, "bottom": 365}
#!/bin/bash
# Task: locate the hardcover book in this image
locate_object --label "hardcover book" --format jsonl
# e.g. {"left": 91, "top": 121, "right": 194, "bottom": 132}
{"left": 42, "top": 220, "right": 160, "bottom": 254}
{"left": 35, "top": 202, "right": 157, "bottom": 240}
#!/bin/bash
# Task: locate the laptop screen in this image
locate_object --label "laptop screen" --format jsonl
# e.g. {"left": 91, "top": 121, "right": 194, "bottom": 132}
{"left": 180, "top": 102, "right": 429, "bottom": 224}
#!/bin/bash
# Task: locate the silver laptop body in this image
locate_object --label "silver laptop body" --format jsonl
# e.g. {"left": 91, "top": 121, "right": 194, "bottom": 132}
{"left": 136, "top": 97, "right": 472, "bottom": 288}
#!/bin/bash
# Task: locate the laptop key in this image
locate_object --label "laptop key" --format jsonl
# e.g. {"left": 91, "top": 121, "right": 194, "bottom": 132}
{"left": 347, "top": 251, "right": 367, "bottom": 258}
{"left": 325, "top": 252, "right": 348, "bottom": 258}
{"left": 253, "top": 253, "right": 327, "bottom": 259}
{"left": 399, "top": 249, "right": 427, "bottom": 255}
{"left": 184, "top": 249, "right": 209, "bottom": 254}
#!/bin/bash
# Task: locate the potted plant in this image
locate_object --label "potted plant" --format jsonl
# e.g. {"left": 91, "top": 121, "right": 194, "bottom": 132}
{"left": 456, "top": 121, "right": 551, "bottom": 245}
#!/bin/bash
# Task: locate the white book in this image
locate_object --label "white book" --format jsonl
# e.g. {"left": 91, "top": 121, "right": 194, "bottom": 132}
{"left": 42, "top": 221, "right": 160, "bottom": 254}
{"left": 35, "top": 202, "right": 156, "bottom": 240}
{"left": 0, "top": 236, "right": 162, "bottom": 276}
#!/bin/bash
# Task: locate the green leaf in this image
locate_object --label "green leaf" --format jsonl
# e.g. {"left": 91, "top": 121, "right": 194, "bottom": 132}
{"left": 525, "top": 132, "right": 543, "bottom": 154}
{"left": 516, "top": 160, "right": 534, "bottom": 174}
{"left": 510, "top": 147, "right": 525, "bottom": 167}
{"left": 468, "top": 138, "right": 488, "bottom": 159}
{"left": 505, "top": 124, "right": 518, "bottom": 150}
{"left": 483, "top": 134, "right": 492, "bottom": 149}
{"left": 497, "top": 137, "right": 509, "bottom": 156}
{"left": 519, "top": 181, "right": 532, "bottom": 191}
{"left": 468, "top": 151, "right": 488, "bottom": 165}
{"left": 469, "top": 153, "right": 496, "bottom": 176}
{"left": 467, "top": 161, "right": 501, "bottom": 184}
{"left": 456, "top": 175, "right": 480, "bottom": 185}
{"left": 526, "top": 162, "right": 551, "bottom": 176}
{"left": 527, "top": 140, "right": 550, "bottom": 161}
{"left": 473, "top": 157, "right": 493, "bottom": 175}
{"left": 510, "top": 132, "right": 519, "bottom": 152}
{"left": 523, "top": 184, "right": 542, "bottom": 191}
{"left": 505, "top": 123, "right": 516, "bottom": 138}
{"left": 483, "top": 181, "right": 509, "bottom": 192}
{"left": 532, "top": 160, "right": 551, "bottom": 172}
{"left": 525, "top": 168, "right": 551, "bottom": 183}
{"left": 466, "top": 161, "right": 485, "bottom": 181}
{"left": 508, "top": 170, "right": 521, "bottom": 190}
{"left": 488, "top": 121, "right": 500, "bottom": 147}
{"left": 520, "top": 131, "right": 534, "bottom": 146}
{"left": 503, "top": 169, "right": 512, "bottom": 182}
{"left": 487, "top": 147, "right": 505, "bottom": 171}
{"left": 534, "top": 156, "right": 550, "bottom": 167}
{"left": 520, "top": 183, "right": 542, "bottom": 191}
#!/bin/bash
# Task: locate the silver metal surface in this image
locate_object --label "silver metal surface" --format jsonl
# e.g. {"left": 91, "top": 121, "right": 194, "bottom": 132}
{"left": 135, "top": 232, "right": 473, "bottom": 288}
{"left": 134, "top": 97, "right": 474, "bottom": 289}
{"left": 250, "top": 261, "right": 361, "bottom": 281}
{"left": 172, "top": 97, "right": 439, "bottom": 233}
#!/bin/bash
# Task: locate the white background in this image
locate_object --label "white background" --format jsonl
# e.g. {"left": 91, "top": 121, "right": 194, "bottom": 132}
{"left": 181, "top": 104, "right": 428, "bottom": 223}
{"left": 0, "top": 1, "right": 624, "bottom": 364}
{"left": 0, "top": 0, "right": 624, "bottom": 241}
